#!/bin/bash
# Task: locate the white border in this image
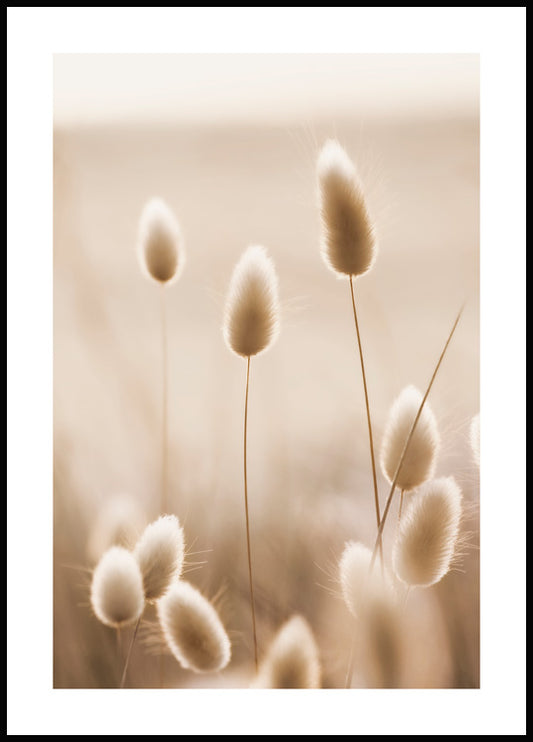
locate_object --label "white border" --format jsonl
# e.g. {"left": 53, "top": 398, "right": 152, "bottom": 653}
{"left": 7, "top": 7, "right": 526, "bottom": 735}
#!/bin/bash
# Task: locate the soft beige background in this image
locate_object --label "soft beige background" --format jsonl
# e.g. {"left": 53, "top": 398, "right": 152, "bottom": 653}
{"left": 53, "top": 53, "right": 479, "bottom": 689}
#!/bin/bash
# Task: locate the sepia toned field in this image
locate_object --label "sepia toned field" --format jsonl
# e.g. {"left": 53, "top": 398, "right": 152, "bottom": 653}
{"left": 53, "top": 114, "right": 479, "bottom": 689}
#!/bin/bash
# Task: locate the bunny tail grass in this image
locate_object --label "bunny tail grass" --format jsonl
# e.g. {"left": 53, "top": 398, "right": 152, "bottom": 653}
{"left": 137, "top": 197, "right": 184, "bottom": 285}
{"left": 339, "top": 541, "right": 394, "bottom": 687}
{"left": 349, "top": 275, "right": 382, "bottom": 566}
{"left": 317, "top": 139, "right": 377, "bottom": 278}
{"left": 137, "top": 198, "right": 185, "bottom": 514}
{"left": 380, "top": 385, "right": 440, "bottom": 492}
{"left": 157, "top": 581, "right": 231, "bottom": 673}
{"left": 90, "top": 546, "right": 145, "bottom": 629}
{"left": 317, "top": 141, "right": 381, "bottom": 564}
{"left": 243, "top": 356, "right": 259, "bottom": 671}
{"left": 223, "top": 246, "right": 281, "bottom": 671}
{"left": 252, "top": 615, "right": 321, "bottom": 689}
{"left": 133, "top": 515, "right": 185, "bottom": 602}
{"left": 392, "top": 477, "right": 463, "bottom": 587}
{"left": 370, "top": 306, "right": 464, "bottom": 571}
{"left": 223, "top": 245, "right": 280, "bottom": 358}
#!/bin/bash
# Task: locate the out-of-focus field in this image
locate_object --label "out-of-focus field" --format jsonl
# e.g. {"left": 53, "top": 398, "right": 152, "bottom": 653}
{"left": 53, "top": 116, "right": 479, "bottom": 688}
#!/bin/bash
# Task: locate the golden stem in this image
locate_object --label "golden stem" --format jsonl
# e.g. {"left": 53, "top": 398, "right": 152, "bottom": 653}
{"left": 120, "top": 614, "right": 142, "bottom": 689}
{"left": 161, "top": 285, "right": 168, "bottom": 514}
{"left": 398, "top": 489, "right": 405, "bottom": 522}
{"left": 160, "top": 286, "right": 169, "bottom": 690}
{"left": 369, "top": 306, "right": 464, "bottom": 571}
{"left": 349, "top": 276, "right": 383, "bottom": 566}
{"left": 345, "top": 629, "right": 356, "bottom": 689}
{"left": 243, "top": 356, "right": 258, "bottom": 671}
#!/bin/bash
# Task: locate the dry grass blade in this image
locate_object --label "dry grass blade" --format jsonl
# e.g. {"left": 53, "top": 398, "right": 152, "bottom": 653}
{"left": 370, "top": 305, "right": 464, "bottom": 571}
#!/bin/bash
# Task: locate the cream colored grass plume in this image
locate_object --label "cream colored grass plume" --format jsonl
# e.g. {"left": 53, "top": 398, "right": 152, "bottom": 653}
{"left": 338, "top": 541, "right": 397, "bottom": 688}
{"left": 223, "top": 245, "right": 280, "bottom": 359}
{"left": 370, "top": 307, "right": 463, "bottom": 571}
{"left": 137, "top": 196, "right": 185, "bottom": 515}
{"left": 317, "top": 139, "right": 376, "bottom": 278}
{"left": 393, "top": 476, "right": 463, "bottom": 588}
{"left": 380, "top": 385, "right": 440, "bottom": 492}
{"left": 338, "top": 541, "right": 393, "bottom": 620}
{"left": 361, "top": 587, "right": 403, "bottom": 689}
{"left": 137, "top": 197, "right": 184, "bottom": 286}
{"left": 252, "top": 615, "right": 321, "bottom": 689}
{"left": 133, "top": 514, "right": 185, "bottom": 602}
{"left": 317, "top": 139, "right": 383, "bottom": 563}
{"left": 157, "top": 581, "right": 231, "bottom": 673}
{"left": 223, "top": 245, "right": 280, "bottom": 672}
{"left": 112, "top": 514, "right": 185, "bottom": 688}
{"left": 90, "top": 546, "right": 145, "bottom": 629}
{"left": 90, "top": 546, "right": 148, "bottom": 689}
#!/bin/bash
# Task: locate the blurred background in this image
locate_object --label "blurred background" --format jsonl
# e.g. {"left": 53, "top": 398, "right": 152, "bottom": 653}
{"left": 53, "top": 53, "right": 479, "bottom": 688}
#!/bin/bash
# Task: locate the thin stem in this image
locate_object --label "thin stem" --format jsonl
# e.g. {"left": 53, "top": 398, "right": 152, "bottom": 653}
{"left": 160, "top": 286, "right": 168, "bottom": 689}
{"left": 398, "top": 489, "right": 405, "bottom": 522}
{"left": 161, "top": 285, "right": 168, "bottom": 514}
{"left": 120, "top": 614, "right": 142, "bottom": 689}
{"left": 349, "top": 276, "right": 383, "bottom": 566}
{"left": 243, "top": 356, "right": 258, "bottom": 671}
{"left": 344, "top": 630, "right": 356, "bottom": 689}
{"left": 369, "top": 306, "right": 464, "bottom": 572}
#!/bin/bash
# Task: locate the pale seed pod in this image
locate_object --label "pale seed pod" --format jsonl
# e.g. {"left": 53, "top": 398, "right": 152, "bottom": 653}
{"left": 134, "top": 515, "right": 185, "bottom": 602}
{"left": 252, "top": 615, "right": 321, "bottom": 689}
{"left": 317, "top": 138, "right": 376, "bottom": 278}
{"left": 90, "top": 546, "right": 144, "bottom": 628}
{"left": 338, "top": 541, "right": 373, "bottom": 619}
{"left": 223, "top": 245, "right": 280, "bottom": 358}
{"left": 380, "top": 385, "right": 440, "bottom": 491}
{"left": 393, "top": 476, "right": 462, "bottom": 587}
{"left": 157, "top": 581, "right": 231, "bottom": 673}
{"left": 137, "top": 197, "right": 184, "bottom": 284}
{"left": 339, "top": 541, "right": 394, "bottom": 620}
{"left": 360, "top": 586, "right": 403, "bottom": 689}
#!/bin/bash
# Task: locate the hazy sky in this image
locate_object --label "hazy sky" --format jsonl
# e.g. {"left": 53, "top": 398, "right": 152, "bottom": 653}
{"left": 54, "top": 53, "right": 479, "bottom": 126}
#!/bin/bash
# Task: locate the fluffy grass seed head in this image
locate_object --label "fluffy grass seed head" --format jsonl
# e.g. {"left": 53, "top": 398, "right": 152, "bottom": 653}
{"left": 317, "top": 138, "right": 377, "bottom": 278}
{"left": 470, "top": 413, "right": 480, "bottom": 468}
{"left": 252, "top": 615, "right": 321, "bottom": 689}
{"left": 137, "top": 197, "right": 184, "bottom": 285}
{"left": 339, "top": 541, "right": 394, "bottom": 619}
{"left": 223, "top": 245, "right": 280, "bottom": 358}
{"left": 380, "top": 385, "right": 440, "bottom": 492}
{"left": 90, "top": 546, "right": 144, "bottom": 628}
{"left": 339, "top": 541, "right": 373, "bottom": 619}
{"left": 133, "top": 515, "right": 185, "bottom": 602}
{"left": 362, "top": 588, "right": 403, "bottom": 689}
{"left": 393, "top": 476, "right": 463, "bottom": 588}
{"left": 157, "top": 580, "right": 231, "bottom": 673}
{"left": 339, "top": 543, "right": 402, "bottom": 687}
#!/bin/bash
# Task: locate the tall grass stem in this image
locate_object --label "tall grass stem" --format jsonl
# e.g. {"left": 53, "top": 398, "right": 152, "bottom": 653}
{"left": 120, "top": 613, "right": 142, "bottom": 689}
{"left": 161, "top": 286, "right": 168, "bottom": 514}
{"left": 345, "top": 630, "right": 356, "bottom": 689}
{"left": 369, "top": 307, "right": 463, "bottom": 571}
{"left": 349, "top": 276, "right": 382, "bottom": 567}
{"left": 243, "top": 356, "right": 258, "bottom": 671}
